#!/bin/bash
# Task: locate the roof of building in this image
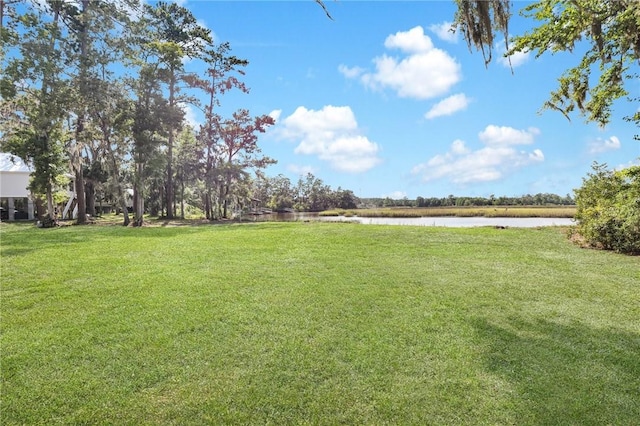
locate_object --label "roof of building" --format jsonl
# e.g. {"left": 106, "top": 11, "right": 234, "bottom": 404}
{"left": 0, "top": 153, "right": 32, "bottom": 173}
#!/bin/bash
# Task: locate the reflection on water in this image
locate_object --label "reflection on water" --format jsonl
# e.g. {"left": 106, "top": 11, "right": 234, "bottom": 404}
{"left": 247, "top": 212, "right": 575, "bottom": 228}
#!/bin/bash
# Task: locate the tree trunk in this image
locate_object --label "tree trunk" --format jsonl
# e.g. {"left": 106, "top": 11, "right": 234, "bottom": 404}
{"left": 85, "top": 180, "right": 95, "bottom": 217}
{"left": 223, "top": 183, "right": 230, "bottom": 218}
{"left": 180, "top": 177, "right": 185, "bottom": 219}
{"left": 133, "top": 161, "right": 144, "bottom": 226}
{"left": 74, "top": 166, "right": 86, "bottom": 223}
{"left": 121, "top": 200, "right": 130, "bottom": 226}
{"left": 73, "top": 0, "right": 89, "bottom": 225}
{"left": 46, "top": 180, "right": 54, "bottom": 218}
{"left": 165, "top": 71, "right": 176, "bottom": 219}
{"left": 205, "top": 191, "right": 211, "bottom": 220}
{"left": 104, "top": 125, "right": 129, "bottom": 226}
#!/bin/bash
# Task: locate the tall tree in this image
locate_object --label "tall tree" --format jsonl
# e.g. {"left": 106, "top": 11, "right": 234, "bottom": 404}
{"left": 83, "top": 16, "right": 136, "bottom": 224}
{"left": 94, "top": 82, "right": 134, "bottom": 226}
{"left": 62, "top": 0, "right": 140, "bottom": 223}
{"left": 66, "top": 0, "right": 91, "bottom": 224}
{"left": 216, "top": 110, "right": 275, "bottom": 218}
{"left": 131, "top": 62, "right": 168, "bottom": 226}
{"left": 174, "top": 125, "right": 200, "bottom": 219}
{"left": 0, "top": 1, "right": 70, "bottom": 218}
{"left": 144, "top": 1, "right": 212, "bottom": 219}
{"left": 189, "top": 42, "right": 249, "bottom": 219}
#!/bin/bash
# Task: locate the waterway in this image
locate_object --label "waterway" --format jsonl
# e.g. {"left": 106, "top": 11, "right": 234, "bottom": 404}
{"left": 247, "top": 212, "right": 575, "bottom": 228}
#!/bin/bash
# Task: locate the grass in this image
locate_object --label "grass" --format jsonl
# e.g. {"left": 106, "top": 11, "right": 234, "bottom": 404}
{"left": 320, "top": 205, "right": 577, "bottom": 218}
{"left": 1, "top": 221, "right": 638, "bottom": 425}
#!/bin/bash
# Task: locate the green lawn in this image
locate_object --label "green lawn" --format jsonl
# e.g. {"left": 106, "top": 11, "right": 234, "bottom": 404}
{"left": 1, "top": 222, "right": 638, "bottom": 425}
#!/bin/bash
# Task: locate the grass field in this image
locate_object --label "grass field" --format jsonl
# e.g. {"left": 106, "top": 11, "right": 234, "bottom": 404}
{"left": 320, "top": 206, "right": 576, "bottom": 218}
{"left": 1, "top": 221, "right": 638, "bottom": 425}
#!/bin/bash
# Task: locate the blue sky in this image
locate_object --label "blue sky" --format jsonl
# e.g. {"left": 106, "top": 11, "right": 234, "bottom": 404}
{"left": 172, "top": 1, "right": 637, "bottom": 198}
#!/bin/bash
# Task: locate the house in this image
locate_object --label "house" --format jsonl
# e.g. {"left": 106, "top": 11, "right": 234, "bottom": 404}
{"left": 0, "top": 152, "right": 35, "bottom": 220}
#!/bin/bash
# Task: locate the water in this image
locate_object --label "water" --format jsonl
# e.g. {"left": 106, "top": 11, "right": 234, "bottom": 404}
{"left": 247, "top": 212, "right": 575, "bottom": 228}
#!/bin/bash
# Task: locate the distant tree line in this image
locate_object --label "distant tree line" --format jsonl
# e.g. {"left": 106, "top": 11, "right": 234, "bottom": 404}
{"left": 361, "top": 193, "right": 575, "bottom": 208}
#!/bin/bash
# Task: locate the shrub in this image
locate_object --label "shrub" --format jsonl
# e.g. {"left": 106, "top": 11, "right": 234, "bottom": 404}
{"left": 573, "top": 162, "right": 640, "bottom": 255}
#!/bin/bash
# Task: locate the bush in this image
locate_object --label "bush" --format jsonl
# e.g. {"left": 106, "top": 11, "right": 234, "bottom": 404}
{"left": 573, "top": 162, "right": 640, "bottom": 255}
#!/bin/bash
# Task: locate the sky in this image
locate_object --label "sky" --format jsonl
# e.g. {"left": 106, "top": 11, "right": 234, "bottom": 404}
{"left": 74, "top": 1, "right": 640, "bottom": 199}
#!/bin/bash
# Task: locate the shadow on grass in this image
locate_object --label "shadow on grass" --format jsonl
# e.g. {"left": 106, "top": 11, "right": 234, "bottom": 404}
{"left": 0, "top": 220, "right": 294, "bottom": 258}
{"left": 472, "top": 317, "right": 640, "bottom": 425}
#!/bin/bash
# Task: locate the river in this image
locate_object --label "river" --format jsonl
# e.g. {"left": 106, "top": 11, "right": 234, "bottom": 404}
{"left": 246, "top": 212, "right": 575, "bottom": 228}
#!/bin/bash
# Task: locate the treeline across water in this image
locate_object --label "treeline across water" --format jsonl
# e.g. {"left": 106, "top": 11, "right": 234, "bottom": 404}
{"left": 360, "top": 193, "right": 575, "bottom": 209}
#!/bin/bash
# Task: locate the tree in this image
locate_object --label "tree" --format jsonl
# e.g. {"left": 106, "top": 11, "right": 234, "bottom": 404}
{"left": 452, "top": 0, "right": 639, "bottom": 130}
{"left": 296, "top": 173, "right": 334, "bottom": 211}
{"left": 143, "top": 1, "right": 212, "bottom": 219}
{"left": 191, "top": 42, "right": 249, "bottom": 220}
{"left": 334, "top": 187, "right": 359, "bottom": 209}
{"left": 174, "top": 126, "right": 201, "bottom": 219}
{"left": 215, "top": 110, "right": 275, "bottom": 218}
{"left": 2, "top": 0, "right": 141, "bottom": 224}
{"left": 94, "top": 82, "right": 134, "bottom": 225}
{"left": 266, "top": 174, "right": 294, "bottom": 211}
{"left": 573, "top": 162, "right": 640, "bottom": 255}
{"left": 0, "top": 1, "right": 71, "bottom": 218}
{"left": 131, "top": 62, "right": 168, "bottom": 226}
{"left": 0, "top": 0, "right": 20, "bottom": 62}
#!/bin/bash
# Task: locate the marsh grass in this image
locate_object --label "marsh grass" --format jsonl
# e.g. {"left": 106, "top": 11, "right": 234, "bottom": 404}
{"left": 321, "top": 206, "right": 576, "bottom": 218}
{"left": 1, "top": 222, "right": 638, "bottom": 425}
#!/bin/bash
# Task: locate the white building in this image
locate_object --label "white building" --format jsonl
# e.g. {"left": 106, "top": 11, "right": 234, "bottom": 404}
{"left": 0, "top": 153, "right": 35, "bottom": 220}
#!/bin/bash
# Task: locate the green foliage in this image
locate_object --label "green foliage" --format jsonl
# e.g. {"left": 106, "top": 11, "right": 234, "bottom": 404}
{"left": 574, "top": 162, "right": 640, "bottom": 254}
{"left": 451, "top": 0, "right": 640, "bottom": 132}
{"left": 511, "top": 0, "right": 640, "bottom": 128}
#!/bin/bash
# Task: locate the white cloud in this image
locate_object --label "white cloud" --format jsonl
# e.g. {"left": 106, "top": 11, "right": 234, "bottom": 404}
{"left": 615, "top": 159, "right": 640, "bottom": 171}
{"left": 385, "top": 191, "right": 407, "bottom": 199}
{"left": 425, "top": 93, "right": 471, "bottom": 119}
{"left": 451, "top": 138, "right": 470, "bottom": 155}
{"left": 275, "top": 106, "right": 382, "bottom": 173}
{"left": 428, "top": 21, "right": 458, "bottom": 43}
{"left": 385, "top": 26, "right": 434, "bottom": 53}
{"left": 495, "top": 39, "right": 530, "bottom": 68}
{"left": 499, "top": 50, "right": 530, "bottom": 68}
{"left": 342, "top": 26, "right": 461, "bottom": 100}
{"left": 268, "top": 109, "right": 282, "bottom": 123}
{"left": 338, "top": 64, "right": 365, "bottom": 79}
{"left": 588, "top": 135, "right": 621, "bottom": 154}
{"left": 478, "top": 125, "right": 540, "bottom": 146}
{"left": 180, "top": 103, "right": 201, "bottom": 128}
{"left": 412, "top": 126, "right": 544, "bottom": 184}
{"left": 287, "top": 164, "right": 317, "bottom": 175}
